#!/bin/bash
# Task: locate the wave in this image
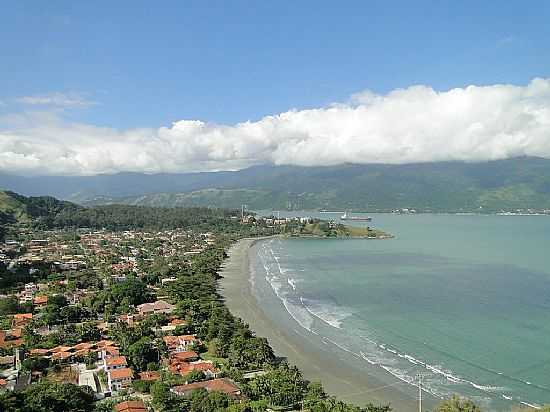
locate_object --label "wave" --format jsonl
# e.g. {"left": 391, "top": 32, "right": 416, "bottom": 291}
{"left": 520, "top": 401, "right": 541, "bottom": 409}
{"left": 287, "top": 278, "right": 297, "bottom": 290}
{"left": 300, "top": 297, "right": 351, "bottom": 329}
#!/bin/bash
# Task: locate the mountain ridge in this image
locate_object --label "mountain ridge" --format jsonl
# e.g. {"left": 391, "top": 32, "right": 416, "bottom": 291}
{"left": 2, "top": 157, "right": 550, "bottom": 212}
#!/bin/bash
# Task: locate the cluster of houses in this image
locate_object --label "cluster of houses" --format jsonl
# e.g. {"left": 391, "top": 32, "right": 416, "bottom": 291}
{"left": 241, "top": 215, "right": 313, "bottom": 226}
{"left": 0, "top": 228, "right": 233, "bottom": 405}
{"left": 1, "top": 229, "right": 216, "bottom": 285}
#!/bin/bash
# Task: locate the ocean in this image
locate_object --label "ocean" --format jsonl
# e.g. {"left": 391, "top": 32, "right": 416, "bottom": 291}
{"left": 248, "top": 212, "right": 550, "bottom": 411}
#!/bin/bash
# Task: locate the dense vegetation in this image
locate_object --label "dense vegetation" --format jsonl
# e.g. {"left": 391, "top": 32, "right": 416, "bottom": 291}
{"left": 0, "top": 190, "right": 263, "bottom": 237}
{"left": 4, "top": 157, "right": 550, "bottom": 212}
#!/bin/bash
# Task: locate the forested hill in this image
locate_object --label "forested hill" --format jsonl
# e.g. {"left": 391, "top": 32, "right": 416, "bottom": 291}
{"left": 0, "top": 190, "right": 248, "bottom": 239}
{"left": 0, "top": 191, "right": 81, "bottom": 227}
{"left": 3, "top": 157, "right": 550, "bottom": 212}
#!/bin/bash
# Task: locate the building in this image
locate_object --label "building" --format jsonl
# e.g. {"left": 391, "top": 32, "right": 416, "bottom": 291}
{"left": 107, "top": 367, "right": 133, "bottom": 392}
{"left": 169, "top": 360, "right": 219, "bottom": 379}
{"left": 137, "top": 300, "right": 175, "bottom": 316}
{"left": 115, "top": 400, "right": 147, "bottom": 412}
{"left": 104, "top": 356, "right": 127, "bottom": 371}
{"left": 137, "top": 371, "right": 160, "bottom": 382}
{"left": 163, "top": 335, "right": 200, "bottom": 352}
{"left": 33, "top": 295, "right": 48, "bottom": 307}
{"left": 171, "top": 378, "right": 242, "bottom": 399}
{"left": 169, "top": 350, "right": 199, "bottom": 363}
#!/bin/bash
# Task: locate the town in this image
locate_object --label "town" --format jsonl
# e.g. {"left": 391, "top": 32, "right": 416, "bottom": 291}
{"left": 0, "top": 199, "right": 390, "bottom": 412}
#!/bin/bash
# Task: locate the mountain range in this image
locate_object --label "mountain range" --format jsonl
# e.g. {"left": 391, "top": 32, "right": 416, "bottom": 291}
{"left": 2, "top": 157, "right": 550, "bottom": 212}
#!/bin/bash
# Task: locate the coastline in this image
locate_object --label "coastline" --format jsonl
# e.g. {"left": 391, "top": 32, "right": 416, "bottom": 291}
{"left": 218, "top": 237, "right": 430, "bottom": 412}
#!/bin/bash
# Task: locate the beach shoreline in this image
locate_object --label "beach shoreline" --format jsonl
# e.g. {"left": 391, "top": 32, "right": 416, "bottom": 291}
{"left": 218, "top": 237, "right": 432, "bottom": 412}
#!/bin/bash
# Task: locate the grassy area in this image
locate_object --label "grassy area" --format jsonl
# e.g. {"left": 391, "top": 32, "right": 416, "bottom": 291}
{"left": 294, "top": 222, "right": 392, "bottom": 239}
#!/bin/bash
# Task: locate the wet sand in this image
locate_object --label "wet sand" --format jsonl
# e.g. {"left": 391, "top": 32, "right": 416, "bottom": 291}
{"left": 219, "top": 237, "right": 432, "bottom": 412}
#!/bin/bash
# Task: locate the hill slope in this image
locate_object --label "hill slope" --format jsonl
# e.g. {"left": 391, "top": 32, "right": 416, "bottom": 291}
{"left": 3, "top": 157, "right": 550, "bottom": 212}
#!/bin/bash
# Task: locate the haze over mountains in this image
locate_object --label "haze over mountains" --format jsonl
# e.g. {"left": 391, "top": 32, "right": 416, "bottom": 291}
{"left": 2, "top": 157, "right": 550, "bottom": 212}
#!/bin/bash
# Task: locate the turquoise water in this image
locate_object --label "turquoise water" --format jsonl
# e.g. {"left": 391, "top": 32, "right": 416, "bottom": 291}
{"left": 249, "top": 213, "right": 550, "bottom": 410}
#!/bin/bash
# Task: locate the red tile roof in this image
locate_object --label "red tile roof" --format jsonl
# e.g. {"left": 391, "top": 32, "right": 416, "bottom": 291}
{"left": 138, "top": 371, "right": 160, "bottom": 381}
{"left": 105, "top": 356, "right": 127, "bottom": 367}
{"left": 170, "top": 351, "right": 198, "bottom": 361}
{"left": 115, "top": 400, "right": 146, "bottom": 412}
{"left": 109, "top": 367, "right": 133, "bottom": 380}
{"left": 13, "top": 313, "right": 33, "bottom": 320}
{"left": 33, "top": 295, "right": 48, "bottom": 305}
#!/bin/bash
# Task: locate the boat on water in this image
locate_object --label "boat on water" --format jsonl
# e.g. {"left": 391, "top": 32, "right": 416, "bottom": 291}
{"left": 340, "top": 211, "right": 372, "bottom": 222}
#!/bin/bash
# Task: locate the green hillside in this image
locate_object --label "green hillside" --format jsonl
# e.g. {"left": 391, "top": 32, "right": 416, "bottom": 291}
{"left": 0, "top": 191, "right": 31, "bottom": 225}
{"left": 78, "top": 158, "right": 550, "bottom": 212}
{"left": 0, "top": 191, "right": 83, "bottom": 238}
{"left": 4, "top": 157, "right": 550, "bottom": 212}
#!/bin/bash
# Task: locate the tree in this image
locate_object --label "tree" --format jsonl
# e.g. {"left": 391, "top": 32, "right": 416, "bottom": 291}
{"left": 190, "top": 389, "right": 230, "bottom": 412}
{"left": 132, "top": 379, "right": 152, "bottom": 393}
{"left": 21, "top": 356, "right": 50, "bottom": 373}
{"left": 0, "top": 296, "right": 20, "bottom": 315}
{"left": 436, "top": 395, "right": 481, "bottom": 412}
{"left": 76, "top": 322, "right": 101, "bottom": 342}
{"left": 150, "top": 381, "right": 188, "bottom": 412}
{"left": 0, "top": 381, "right": 95, "bottom": 412}
{"left": 245, "top": 363, "right": 307, "bottom": 408}
{"left": 184, "top": 370, "right": 205, "bottom": 384}
{"left": 127, "top": 337, "right": 158, "bottom": 372}
{"left": 111, "top": 277, "right": 151, "bottom": 308}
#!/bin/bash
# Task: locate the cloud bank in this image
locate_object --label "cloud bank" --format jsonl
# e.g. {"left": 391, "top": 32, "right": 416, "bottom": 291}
{"left": 2, "top": 78, "right": 550, "bottom": 176}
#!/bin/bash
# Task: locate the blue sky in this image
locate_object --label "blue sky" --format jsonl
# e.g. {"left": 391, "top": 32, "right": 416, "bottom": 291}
{"left": 2, "top": 1, "right": 550, "bottom": 175}
{"left": 1, "top": 1, "right": 549, "bottom": 128}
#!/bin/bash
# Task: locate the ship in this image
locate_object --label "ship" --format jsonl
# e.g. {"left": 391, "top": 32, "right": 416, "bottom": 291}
{"left": 340, "top": 211, "right": 372, "bottom": 222}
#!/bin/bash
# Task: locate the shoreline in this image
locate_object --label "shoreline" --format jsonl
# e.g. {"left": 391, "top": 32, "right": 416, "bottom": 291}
{"left": 218, "top": 237, "right": 432, "bottom": 412}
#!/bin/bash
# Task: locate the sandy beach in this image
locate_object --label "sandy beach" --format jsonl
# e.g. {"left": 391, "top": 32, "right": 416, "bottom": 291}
{"left": 218, "top": 237, "right": 432, "bottom": 412}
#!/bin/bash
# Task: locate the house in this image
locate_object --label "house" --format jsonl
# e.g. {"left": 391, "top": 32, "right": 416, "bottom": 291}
{"left": 104, "top": 356, "right": 127, "bottom": 371}
{"left": 117, "top": 313, "right": 142, "bottom": 326}
{"left": 0, "top": 355, "right": 14, "bottom": 369}
{"left": 169, "top": 360, "right": 219, "bottom": 379}
{"left": 115, "top": 400, "right": 147, "bottom": 412}
{"left": 163, "top": 335, "right": 199, "bottom": 352}
{"left": 169, "top": 350, "right": 199, "bottom": 363}
{"left": 137, "top": 300, "right": 175, "bottom": 316}
{"left": 0, "top": 330, "right": 24, "bottom": 350}
{"left": 107, "top": 367, "right": 133, "bottom": 392}
{"left": 171, "top": 378, "right": 242, "bottom": 399}
{"left": 33, "top": 295, "right": 48, "bottom": 307}
{"left": 137, "top": 371, "right": 160, "bottom": 381}
{"left": 12, "top": 313, "right": 32, "bottom": 329}
{"left": 29, "top": 348, "right": 51, "bottom": 357}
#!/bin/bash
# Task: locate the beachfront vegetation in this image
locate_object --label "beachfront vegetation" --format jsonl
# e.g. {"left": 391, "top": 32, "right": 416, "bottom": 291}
{"left": 278, "top": 219, "right": 391, "bottom": 239}
{"left": 435, "top": 395, "right": 482, "bottom": 412}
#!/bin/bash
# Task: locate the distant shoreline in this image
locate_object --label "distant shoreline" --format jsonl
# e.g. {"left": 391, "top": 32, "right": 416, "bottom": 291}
{"left": 218, "top": 237, "right": 431, "bottom": 411}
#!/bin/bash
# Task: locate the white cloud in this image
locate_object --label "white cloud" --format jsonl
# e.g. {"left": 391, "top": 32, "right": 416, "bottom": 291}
{"left": 16, "top": 92, "right": 96, "bottom": 108}
{"left": 2, "top": 78, "right": 550, "bottom": 176}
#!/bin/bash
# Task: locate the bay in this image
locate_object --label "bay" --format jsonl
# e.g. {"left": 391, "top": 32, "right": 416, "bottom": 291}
{"left": 249, "top": 213, "right": 550, "bottom": 410}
